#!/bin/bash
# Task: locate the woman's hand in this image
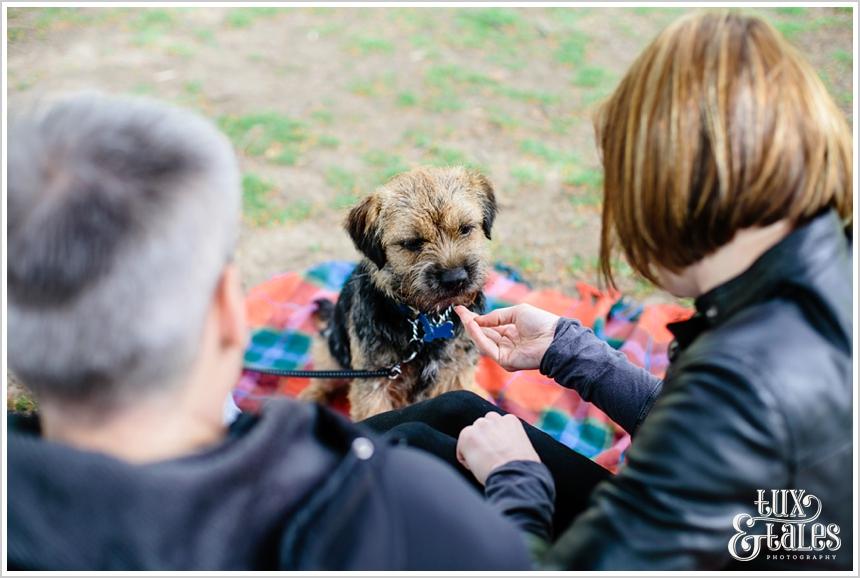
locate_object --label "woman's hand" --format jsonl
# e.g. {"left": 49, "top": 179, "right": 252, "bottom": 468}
{"left": 454, "top": 304, "right": 560, "bottom": 372}
{"left": 456, "top": 411, "right": 541, "bottom": 485}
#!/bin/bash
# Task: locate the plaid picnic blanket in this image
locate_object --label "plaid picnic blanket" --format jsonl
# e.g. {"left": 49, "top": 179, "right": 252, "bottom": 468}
{"left": 234, "top": 261, "right": 691, "bottom": 472}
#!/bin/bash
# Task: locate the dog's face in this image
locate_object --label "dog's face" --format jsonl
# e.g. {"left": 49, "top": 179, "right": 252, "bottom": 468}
{"left": 346, "top": 167, "right": 497, "bottom": 312}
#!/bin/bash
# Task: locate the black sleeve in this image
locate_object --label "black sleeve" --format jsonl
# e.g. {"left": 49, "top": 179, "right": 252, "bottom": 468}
{"left": 540, "top": 318, "right": 663, "bottom": 434}
{"left": 382, "top": 448, "right": 533, "bottom": 570}
{"left": 484, "top": 460, "right": 556, "bottom": 541}
{"left": 541, "top": 355, "right": 790, "bottom": 570}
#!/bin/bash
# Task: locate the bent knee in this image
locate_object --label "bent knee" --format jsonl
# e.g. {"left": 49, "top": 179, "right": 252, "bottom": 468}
{"left": 434, "top": 389, "right": 499, "bottom": 417}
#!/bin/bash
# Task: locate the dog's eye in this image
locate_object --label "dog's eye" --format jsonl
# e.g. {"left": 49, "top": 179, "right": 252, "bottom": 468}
{"left": 399, "top": 238, "right": 425, "bottom": 252}
{"left": 459, "top": 224, "right": 475, "bottom": 237}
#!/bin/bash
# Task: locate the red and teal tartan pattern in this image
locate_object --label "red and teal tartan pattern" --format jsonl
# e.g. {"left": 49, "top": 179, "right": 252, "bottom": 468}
{"left": 235, "top": 261, "right": 691, "bottom": 472}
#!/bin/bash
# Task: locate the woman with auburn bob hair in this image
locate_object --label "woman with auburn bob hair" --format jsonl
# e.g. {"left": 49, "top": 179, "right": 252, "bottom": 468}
{"left": 364, "top": 11, "right": 853, "bottom": 570}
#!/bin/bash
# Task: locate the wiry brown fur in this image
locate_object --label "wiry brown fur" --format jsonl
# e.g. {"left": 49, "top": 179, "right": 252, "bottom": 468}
{"left": 299, "top": 167, "right": 497, "bottom": 420}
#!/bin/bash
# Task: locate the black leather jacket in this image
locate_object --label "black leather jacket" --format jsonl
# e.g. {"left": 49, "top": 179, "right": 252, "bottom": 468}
{"left": 489, "top": 210, "right": 853, "bottom": 570}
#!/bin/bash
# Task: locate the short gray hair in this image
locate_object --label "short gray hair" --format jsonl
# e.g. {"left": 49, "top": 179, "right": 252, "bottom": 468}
{"left": 8, "top": 93, "right": 241, "bottom": 407}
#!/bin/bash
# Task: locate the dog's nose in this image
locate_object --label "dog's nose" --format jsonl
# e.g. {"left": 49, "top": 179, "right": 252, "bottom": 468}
{"left": 438, "top": 267, "right": 469, "bottom": 289}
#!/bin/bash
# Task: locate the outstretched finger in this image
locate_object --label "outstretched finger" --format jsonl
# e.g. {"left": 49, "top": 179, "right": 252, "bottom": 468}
{"left": 454, "top": 305, "right": 479, "bottom": 326}
{"left": 464, "top": 318, "right": 501, "bottom": 360}
{"left": 473, "top": 306, "right": 517, "bottom": 328}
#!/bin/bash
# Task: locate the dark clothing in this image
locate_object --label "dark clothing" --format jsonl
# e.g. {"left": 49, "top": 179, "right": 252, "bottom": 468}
{"left": 8, "top": 399, "right": 530, "bottom": 571}
{"left": 539, "top": 318, "right": 661, "bottom": 434}
{"left": 363, "top": 391, "right": 611, "bottom": 539}
{"left": 371, "top": 210, "right": 854, "bottom": 571}
{"left": 543, "top": 209, "right": 852, "bottom": 570}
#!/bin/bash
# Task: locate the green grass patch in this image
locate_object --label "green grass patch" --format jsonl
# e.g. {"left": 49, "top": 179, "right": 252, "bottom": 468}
{"left": 364, "top": 150, "right": 410, "bottom": 184}
{"left": 242, "top": 173, "right": 276, "bottom": 223}
{"left": 832, "top": 48, "right": 853, "bottom": 65}
{"left": 494, "top": 245, "right": 542, "bottom": 274}
{"left": 554, "top": 32, "right": 589, "bottom": 67}
{"left": 425, "top": 92, "right": 464, "bottom": 113}
{"left": 184, "top": 80, "right": 202, "bottom": 95}
{"left": 397, "top": 91, "right": 418, "bottom": 107}
{"left": 567, "top": 254, "right": 599, "bottom": 277}
{"left": 564, "top": 166, "right": 604, "bottom": 207}
{"left": 452, "top": 8, "right": 533, "bottom": 54}
{"left": 775, "top": 7, "right": 806, "bottom": 16}
{"left": 331, "top": 194, "right": 361, "bottom": 210}
{"left": 455, "top": 8, "right": 523, "bottom": 42}
{"left": 403, "top": 128, "right": 433, "bottom": 148}
{"left": 310, "top": 109, "right": 334, "bottom": 125}
{"left": 564, "top": 166, "right": 603, "bottom": 188}
{"left": 132, "top": 83, "right": 154, "bottom": 95}
{"left": 573, "top": 66, "right": 607, "bottom": 88}
{"left": 317, "top": 134, "right": 340, "bottom": 149}
{"left": 773, "top": 20, "right": 806, "bottom": 40}
{"left": 487, "top": 108, "right": 521, "bottom": 129}
{"left": 495, "top": 85, "right": 559, "bottom": 106}
{"left": 167, "top": 43, "right": 195, "bottom": 58}
{"left": 325, "top": 166, "right": 357, "bottom": 194}
{"left": 226, "top": 7, "right": 279, "bottom": 28}
{"left": 426, "top": 64, "right": 497, "bottom": 88}
{"left": 278, "top": 200, "right": 313, "bottom": 222}
{"left": 194, "top": 27, "right": 217, "bottom": 45}
{"left": 131, "top": 8, "right": 175, "bottom": 45}
{"left": 520, "top": 139, "right": 576, "bottom": 164}
{"left": 218, "top": 112, "right": 307, "bottom": 164}
{"left": 510, "top": 164, "right": 545, "bottom": 187}
{"left": 10, "top": 392, "right": 38, "bottom": 414}
{"left": 8, "top": 7, "right": 114, "bottom": 41}
{"left": 348, "top": 73, "right": 395, "bottom": 97}
{"left": 349, "top": 35, "right": 395, "bottom": 54}
{"left": 242, "top": 173, "right": 313, "bottom": 224}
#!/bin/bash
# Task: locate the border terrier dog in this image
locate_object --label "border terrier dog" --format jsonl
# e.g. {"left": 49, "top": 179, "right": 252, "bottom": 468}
{"left": 299, "top": 167, "right": 497, "bottom": 421}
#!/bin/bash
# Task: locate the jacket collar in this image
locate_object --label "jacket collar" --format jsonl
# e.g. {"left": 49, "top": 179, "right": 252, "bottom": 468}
{"left": 667, "top": 209, "right": 851, "bottom": 354}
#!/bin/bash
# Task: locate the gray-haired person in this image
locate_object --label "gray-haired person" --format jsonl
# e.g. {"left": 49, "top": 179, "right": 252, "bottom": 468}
{"left": 6, "top": 93, "right": 531, "bottom": 571}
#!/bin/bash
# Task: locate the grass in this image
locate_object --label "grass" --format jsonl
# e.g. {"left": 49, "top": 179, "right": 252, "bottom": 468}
{"left": 554, "top": 32, "right": 589, "bottom": 67}
{"left": 317, "top": 134, "right": 340, "bottom": 149}
{"left": 348, "top": 73, "right": 395, "bottom": 97}
{"left": 226, "top": 7, "right": 280, "bottom": 29}
{"left": 573, "top": 66, "right": 607, "bottom": 88}
{"left": 243, "top": 173, "right": 313, "bottom": 224}
{"left": 520, "top": 139, "right": 577, "bottom": 164}
{"left": 425, "top": 145, "right": 482, "bottom": 170}
{"left": 130, "top": 8, "right": 175, "bottom": 46}
{"left": 396, "top": 91, "right": 418, "bottom": 107}
{"left": 510, "top": 164, "right": 545, "bottom": 187}
{"left": 349, "top": 35, "right": 395, "bottom": 54}
{"left": 455, "top": 8, "right": 524, "bottom": 46}
{"left": 832, "top": 48, "right": 853, "bottom": 65}
{"left": 218, "top": 112, "right": 307, "bottom": 165}
{"left": 487, "top": 108, "right": 521, "bottom": 129}
{"left": 242, "top": 173, "right": 277, "bottom": 223}
{"left": 425, "top": 92, "right": 464, "bottom": 113}
{"left": 325, "top": 166, "right": 357, "bottom": 194}
{"left": 9, "top": 392, "right": 38, "bottom": 414}
{"left": 563, "top": 166, "right": 604, "bottom": 207}
{"left": 364, "top": 149, "right": 410, "bottom": 185}
{"left": 494, "top": 245, "right": 542, "bottom": 274}
{"left": 310, "top": 109, "right": 334, "bottom": 125}
{"left": 423, "top": 63, "right": 559, "bottom": 106}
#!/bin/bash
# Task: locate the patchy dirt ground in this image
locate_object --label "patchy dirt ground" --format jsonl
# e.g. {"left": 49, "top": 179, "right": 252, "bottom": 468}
{"left": 5, "top": 7, "right": 854, "bottom": 410}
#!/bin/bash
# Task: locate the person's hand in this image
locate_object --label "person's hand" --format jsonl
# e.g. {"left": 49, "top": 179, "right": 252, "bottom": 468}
{"left": 456, "top": 411, "right": 541, "bottom": 485}
{"left": 454, "top": 304, "right": 560, "bottom": 371}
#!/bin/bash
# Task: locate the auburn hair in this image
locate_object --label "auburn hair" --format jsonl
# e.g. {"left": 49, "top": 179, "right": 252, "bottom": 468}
{"left": 595, "top": 11, "right": 853, "bottom": 288}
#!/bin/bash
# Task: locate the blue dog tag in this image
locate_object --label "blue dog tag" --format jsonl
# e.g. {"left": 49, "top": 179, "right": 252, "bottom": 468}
{"left": 419, "top": 314, "right": 455, "bottom": 342}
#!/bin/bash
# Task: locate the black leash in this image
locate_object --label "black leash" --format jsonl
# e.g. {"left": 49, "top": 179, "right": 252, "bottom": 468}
{"left": 243, "top": 364, "right": 402, "bottom": 380}
{"left": 243, "top": 305, "right": 456, "bottom": 381}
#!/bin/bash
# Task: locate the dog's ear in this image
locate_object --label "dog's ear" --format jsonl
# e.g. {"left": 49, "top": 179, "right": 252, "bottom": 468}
{"left": 345, "top": 193, "right": 386, "bottom": 269}
{"left": 470, "top": 171, "right": 497, "bottom": 239}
